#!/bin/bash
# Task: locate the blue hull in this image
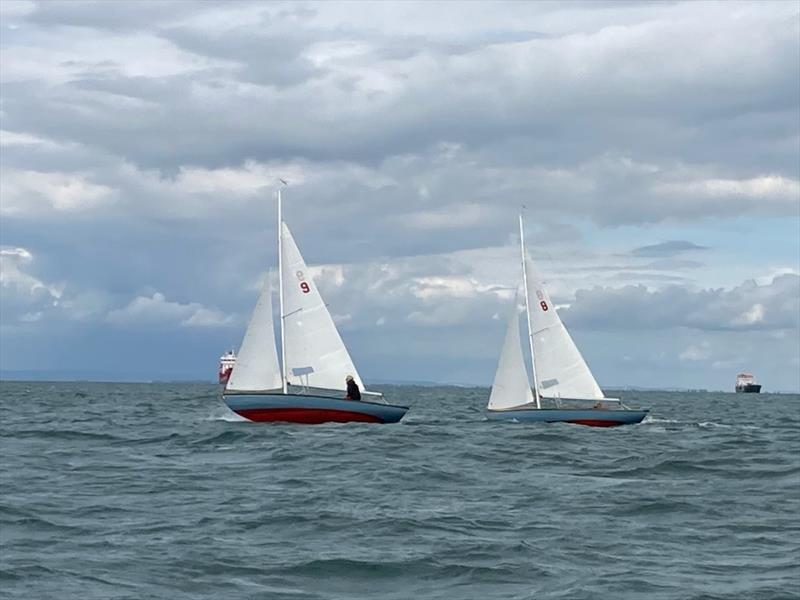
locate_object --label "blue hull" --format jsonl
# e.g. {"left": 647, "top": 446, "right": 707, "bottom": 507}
{"left": 487, "top": 408, "right": 648, "bottom": 427}
{"left": 223, "top": 393, "right": 408, "bottom": 424}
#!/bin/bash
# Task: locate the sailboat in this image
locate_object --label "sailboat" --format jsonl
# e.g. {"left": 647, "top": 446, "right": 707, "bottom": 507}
{"left": 487, "top": 215, "right": 648, "bottom": 427}
{"left": 222, "top": 188, "right": 408, "bottom": 424}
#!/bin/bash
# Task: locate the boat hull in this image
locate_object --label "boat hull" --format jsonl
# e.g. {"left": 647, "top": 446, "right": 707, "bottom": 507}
{"left": 223, "top": 393, "right": 408, "bottom": 424}
{"left": 735, "top": 384, "right": 761, "bottom": 393}
{"left": 487, "top": 407, "right": 648, "bottom": 427}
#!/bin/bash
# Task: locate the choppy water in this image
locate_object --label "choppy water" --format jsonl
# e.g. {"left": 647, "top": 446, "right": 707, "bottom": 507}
{"left": 1, "top": 382, "right": 798, "bottom": 599}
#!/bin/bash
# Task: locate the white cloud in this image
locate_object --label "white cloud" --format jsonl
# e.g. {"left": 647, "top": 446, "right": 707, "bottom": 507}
{"left": 0, "top": 246, "right": 62, "bottom": 301}
{"left": 0, "top": 1, "right": 35, "bottom": 20}
{"left": 734, "top": 303, "right": 766, "bottom": 326}
{"left": 679, "top": 342, "right": 711, "bottom": 362}
{"left": 401, "top": 203, "right": 501, "bottom": 231}
{"left": 564, "top": 274, "right": 800, "bottom": 332}
{"left": 655, "top": 175, "right": 799, "bottom": 203}
{"left": 1, "top": 168, "right": 114, "bottom": 215}
{"left": 0, "top": 129, "right": 73, "bottom": 150}
{"left": 0, "top": 31, "right": 228, "bottom": 85}
{"left": 107, "top": 292, "right": 233, "bottom": 328}
{"left": 410, "top": 275, "right": 509, "bottom": 300}
{"left": 172, "top": 160, "right": 305, "bottom": 196}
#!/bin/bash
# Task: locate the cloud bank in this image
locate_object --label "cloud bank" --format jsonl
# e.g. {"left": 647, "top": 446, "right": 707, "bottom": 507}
{"left": 1, "top": 1, "right": 798, "bottom": 390}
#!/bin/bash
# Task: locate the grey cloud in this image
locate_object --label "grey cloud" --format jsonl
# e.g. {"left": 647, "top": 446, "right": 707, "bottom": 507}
{"left": 25, "top": 0, "right": 220, "bottom": 31}
{"left": 2, "top": 1, "right": 799, "bottom": 389}
{"left": 630, "top": 241, "right": 708, "bottom": 257}
{"left": 161, "top": 26, "right": 322, "bottom": 87}
{"left": 612, "top": 273, "right": 690, "bottom": 283}
{"left": 563, "top": 274, "right": 800, "bottom": 332}
{"left": 4, "top": 3, "right": 797, "bottom": 180}
{"left": 642, "top": 259, "right": 704, "bottom": 270}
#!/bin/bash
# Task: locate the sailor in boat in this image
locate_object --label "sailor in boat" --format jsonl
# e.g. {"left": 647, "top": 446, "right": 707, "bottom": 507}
{"left": 345, "top": 375, "right": 361, "bottom": 401}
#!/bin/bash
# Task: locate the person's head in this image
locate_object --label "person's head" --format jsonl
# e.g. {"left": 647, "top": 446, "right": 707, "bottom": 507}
{"left": 345, "top": 375, "right": 354, "bottom": 383}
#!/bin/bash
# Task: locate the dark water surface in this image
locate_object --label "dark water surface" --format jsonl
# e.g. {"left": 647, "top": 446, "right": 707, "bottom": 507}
{"left": 1, "top": 382, "right": 798, "bottom": 599}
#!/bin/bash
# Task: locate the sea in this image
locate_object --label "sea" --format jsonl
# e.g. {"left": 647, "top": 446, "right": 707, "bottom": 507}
{"left": 1, "top": 382, "right": 798, "bottom": 600}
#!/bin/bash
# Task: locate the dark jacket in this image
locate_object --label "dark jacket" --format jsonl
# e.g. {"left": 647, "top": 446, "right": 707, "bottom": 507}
{"left": 346, "top": 379, "right": 361, "bottom": 401}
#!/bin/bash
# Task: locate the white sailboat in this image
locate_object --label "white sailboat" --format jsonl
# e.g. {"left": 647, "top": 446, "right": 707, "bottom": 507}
{"left": 222, "top": 187, "right": 408, "bottom": 424}
{"left": 487, "top": 215, "right": 648, "bottom": 427}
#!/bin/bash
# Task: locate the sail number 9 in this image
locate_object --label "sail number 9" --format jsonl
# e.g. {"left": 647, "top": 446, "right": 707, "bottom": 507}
{"left": 540, "top": 300, "right": 548, "bottom": 311}
{"left": 300, "top": 282, "right": 311, "bottom": 294}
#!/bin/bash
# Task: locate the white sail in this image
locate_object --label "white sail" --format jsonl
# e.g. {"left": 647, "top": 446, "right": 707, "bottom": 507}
{"left": 524, "top": 255, "right": 604, "bottom": 400}
{"left": 488, "top": 300, "right": 535, "bottom": 410}
{"left": 280, "top": 222, "right": 363, "bottom": 392}
{"left": 226, "top": 278, "right": 283, "bottom": 392}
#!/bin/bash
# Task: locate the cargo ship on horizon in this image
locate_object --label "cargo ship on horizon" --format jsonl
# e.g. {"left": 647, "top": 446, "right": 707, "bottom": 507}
{"left": 735, "top": 373, "right": 761, "bottom": 393}
{"left": 218, "top": 350, "right": 236, "bottom": 385}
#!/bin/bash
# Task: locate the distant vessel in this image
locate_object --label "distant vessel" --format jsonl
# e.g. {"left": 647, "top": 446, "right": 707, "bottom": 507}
{"left": 218, "top": 350, "right": 236, "bottom": 385}
{"left": 486, "top": 213, "right": 648, "bottom": 427}
{"left": 735, "top": 373, "right": 761, "bottom": 394}
{"left": 221, "top": 186, "right": 408, "bottom": 424}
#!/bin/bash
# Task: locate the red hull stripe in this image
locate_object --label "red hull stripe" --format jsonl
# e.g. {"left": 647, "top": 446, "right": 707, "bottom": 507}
{"left": 568, "top": 419, "right": 627, "bottom": 428}
{"left": 236, "top": 407, "right": 384, "bottom": 424}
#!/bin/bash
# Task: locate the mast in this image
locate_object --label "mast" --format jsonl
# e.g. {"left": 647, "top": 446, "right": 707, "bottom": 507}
{"left": 519, "top": 212, "right": 541, "bottom": 409}
{"left": 277, "top": 185, "right": 288, "bottom": 394}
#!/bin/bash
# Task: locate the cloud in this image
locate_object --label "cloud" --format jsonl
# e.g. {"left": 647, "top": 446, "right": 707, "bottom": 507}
{"left": 0, "top": 1, "right": 798, "bottom": 389}
{"left": 679, "top": 342, "right": 711, "bottom": 362}
{"left": 733, "top": 303, "right": 765, "bottom": 326}
{"left": 563, "top": 273, "right": 800, "bottom": 332}
{"left": 0, "top": 1, "right": 35, "bottom": 20}
{"left": 0, "top": 245, "right": 62, "bottom": 306}
{"left": 106, "top": 292, "right": 233, "bottom": 328}
{"left": 2, "top": 2, "right": 797, "bottom": 179}
{"left": 1, "top": 168, "right": 115, "bottom": 215}
{"left": 654, "top": 175, "right": 800, "bottom": 201}
{"left": 0, "top": 246, "right": 97, "bottom": 336}
{"left": 630, "top": 240, "right": 708, "bottom": 257}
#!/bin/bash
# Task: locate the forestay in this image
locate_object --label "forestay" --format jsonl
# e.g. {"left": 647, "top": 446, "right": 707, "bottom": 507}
{"left": 280, "top": 222, "right": 363, "bottom": 392}
{"left": 524, "top": 255, "right": 604, "bottom": 400}
{"left": 226, "top": 278, "right": 283, "bottom": 392}
{"left": 488, "top": 300, "right": 534, "bottom": 410}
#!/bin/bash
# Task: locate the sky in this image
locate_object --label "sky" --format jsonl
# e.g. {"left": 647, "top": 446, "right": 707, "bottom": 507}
{"left": 1, "top": 0, "right": 798, "bottom": 391}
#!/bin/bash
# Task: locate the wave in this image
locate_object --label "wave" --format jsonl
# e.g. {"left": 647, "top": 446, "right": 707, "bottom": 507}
{"left": 643, "top": 416, "right": 759, "bottom": 431}
{"left": 205, "top": 407, "right": 247, "bottom": 422}
{"left": 277, "top": 556, "right": 529, "bottom": 581}
{"left": 7, "top": 429, "right": 129, "bottom": 442}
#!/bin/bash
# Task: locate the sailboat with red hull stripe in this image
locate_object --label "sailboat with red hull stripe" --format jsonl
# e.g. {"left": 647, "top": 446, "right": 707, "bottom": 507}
{"left": 486, "top": 214, "right": 648, "bottom": 427}
{"left": 222, "top": 186, "right": 408, "bottom": 424}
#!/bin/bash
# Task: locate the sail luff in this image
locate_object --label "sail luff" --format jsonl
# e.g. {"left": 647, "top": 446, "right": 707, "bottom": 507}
{"left": 519, "top": 213, "right": 541, "bottom": 409}
{"left": 277, "top": 187, "right": 288, "bottom": 394}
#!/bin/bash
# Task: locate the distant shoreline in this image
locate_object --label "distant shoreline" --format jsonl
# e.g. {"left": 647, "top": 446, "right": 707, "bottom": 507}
{"left": 1, "top": 377, "right": 798, "bottom": 394}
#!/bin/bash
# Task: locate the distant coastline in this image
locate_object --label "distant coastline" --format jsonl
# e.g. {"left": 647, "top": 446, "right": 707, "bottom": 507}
{"left": 2, "top": 372, "right": 798, "bottom": 394}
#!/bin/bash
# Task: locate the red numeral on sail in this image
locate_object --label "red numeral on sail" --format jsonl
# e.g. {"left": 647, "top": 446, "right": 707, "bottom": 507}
{"left": 540, "top": 300, "right": 548, "bottom": 311}
{"left": 300, "top": 282, "right": 310, "bottom": 294}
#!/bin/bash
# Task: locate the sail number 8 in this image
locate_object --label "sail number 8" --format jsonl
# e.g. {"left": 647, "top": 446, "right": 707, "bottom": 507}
{"left": 540, "top": 300, "right": 548, "bottom": 311}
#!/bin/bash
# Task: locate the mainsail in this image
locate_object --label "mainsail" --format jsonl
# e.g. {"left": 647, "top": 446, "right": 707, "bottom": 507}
{"left": 488, "top": 299, "right": 534, "bottom": 410}
{"left": 225, "top": 278, "right": 283, "bottom": 392}
{"left": 280, "top": 222, "right": 363, "bottom": 392}
{"left": 524, "top": 255, "right": 604, "bottom": 400}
